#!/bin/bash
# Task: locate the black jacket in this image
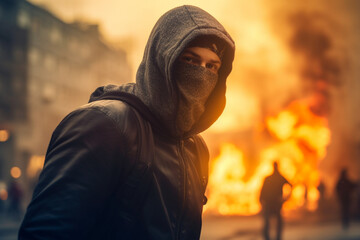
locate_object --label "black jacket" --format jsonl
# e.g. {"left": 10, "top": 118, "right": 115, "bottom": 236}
{"left": 20, "top": 94, "right": 209, "bottom": 239}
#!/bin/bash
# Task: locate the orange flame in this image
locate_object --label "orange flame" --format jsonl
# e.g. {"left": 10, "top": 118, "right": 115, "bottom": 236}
{"left": 205, "top": 99, "right": 331, "bottom": 215}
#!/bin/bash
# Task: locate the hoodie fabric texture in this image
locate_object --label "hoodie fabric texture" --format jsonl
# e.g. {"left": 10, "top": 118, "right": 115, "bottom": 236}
{"left": 19, "top": 5, "right": 235, "bottom": 240}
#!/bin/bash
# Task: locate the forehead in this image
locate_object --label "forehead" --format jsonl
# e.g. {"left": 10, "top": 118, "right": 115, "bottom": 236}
{"left": 181, "top": 47, "right": 221, "bottom": 63}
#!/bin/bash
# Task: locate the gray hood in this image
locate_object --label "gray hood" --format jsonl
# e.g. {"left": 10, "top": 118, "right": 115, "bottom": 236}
{"left": 90, "top": 5, "right": 235, "bottom": 138}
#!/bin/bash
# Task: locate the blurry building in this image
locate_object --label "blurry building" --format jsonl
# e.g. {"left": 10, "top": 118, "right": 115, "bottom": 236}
{"left": 0, "top": 0, "right": 131, "bottom": 196}
{"left": 0, "top": 0, "right": 28, "bottom": 184}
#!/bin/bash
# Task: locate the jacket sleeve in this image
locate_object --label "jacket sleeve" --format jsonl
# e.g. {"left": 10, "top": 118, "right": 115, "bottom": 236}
{"left": 19, "top": 107, "right": 129, "bottom": 239}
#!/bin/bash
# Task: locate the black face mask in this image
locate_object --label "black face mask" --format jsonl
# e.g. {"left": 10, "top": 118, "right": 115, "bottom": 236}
{"left": 173, "top": 61, "right": 218, "bottom": 134}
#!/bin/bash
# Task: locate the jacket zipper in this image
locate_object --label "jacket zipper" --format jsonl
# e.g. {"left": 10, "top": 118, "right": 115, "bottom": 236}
{"left": 176, "top": 140, "right": 187, "bottom": 240}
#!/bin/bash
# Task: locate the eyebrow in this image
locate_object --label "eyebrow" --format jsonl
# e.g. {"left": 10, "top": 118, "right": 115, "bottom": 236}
{"left": 182, "top": 49, "right": 221, "bottom": 64}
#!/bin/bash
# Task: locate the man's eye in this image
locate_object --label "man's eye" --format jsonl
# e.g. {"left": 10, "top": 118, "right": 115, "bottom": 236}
{"left": 183, "top": 56, "right": 194, "bottom": 63}
{"left": 206, "top": 63, "right": 217, "bottom": 71}
{"left": 206, "top": 63, "right": 214, "bottom": 69}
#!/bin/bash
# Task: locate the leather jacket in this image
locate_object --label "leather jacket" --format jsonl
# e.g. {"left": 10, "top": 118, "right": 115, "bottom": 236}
{"left": 19, "top": 97, "right": 209, "bottom": 240}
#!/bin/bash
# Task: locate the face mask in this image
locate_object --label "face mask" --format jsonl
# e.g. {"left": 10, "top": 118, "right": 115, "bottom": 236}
{"left": 173, "top": 61, "right": 218, "bottom": 134}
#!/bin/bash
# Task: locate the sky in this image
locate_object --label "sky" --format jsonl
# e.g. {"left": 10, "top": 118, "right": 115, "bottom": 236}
{"left": 27, "top": 0, "right": 259, "bottom": 39}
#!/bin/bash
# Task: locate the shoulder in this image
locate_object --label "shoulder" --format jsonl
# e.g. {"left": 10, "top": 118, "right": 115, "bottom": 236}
{"left": 79, "top": 99, "right": 138, "bottom": 125}
{"left": 45, "top": 99, "right": 144, "bottom": 174}
{"left": 263, "top": 175, "right": 271, "bottom": 183}
{"left": 51, "top": 100, "right": 143, "bottom": 155}
{"left": 59, "top": 100, "right": 142, "bottom": 135}
{"left": 280, "top": 174, "right": 289, "bottom": 184}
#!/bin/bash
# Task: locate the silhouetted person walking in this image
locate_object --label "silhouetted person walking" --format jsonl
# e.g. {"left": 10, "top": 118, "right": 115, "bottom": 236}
{"left": 317, "top": 180, "right": 326, "bottom": 213}
{"left": 260, "top": 162, "right": 292, "bottom": 240}
{"left": 336, "top": 168, "right": 357, "bottom": 229}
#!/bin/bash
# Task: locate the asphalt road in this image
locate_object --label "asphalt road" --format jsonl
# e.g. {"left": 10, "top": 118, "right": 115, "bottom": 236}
{"left": 1, "top": 212, "right": 360, "bottom": 240}
{"left": 201, "top": 213, "right": 360, "bottom": 240}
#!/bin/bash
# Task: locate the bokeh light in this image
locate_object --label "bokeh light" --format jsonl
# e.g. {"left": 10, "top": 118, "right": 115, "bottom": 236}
{"left": 0, "top": 130, "right": 9, "bottom": 142}
{"left": 10, "top": 167, "right": 22, "bottom": 179}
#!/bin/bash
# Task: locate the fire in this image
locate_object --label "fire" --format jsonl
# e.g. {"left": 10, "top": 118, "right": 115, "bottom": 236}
{"left": 205, "top": 143, "right": 261, "bottom": 216}
{"left": 205, "top": 99, "right": 331, "bottom": 215}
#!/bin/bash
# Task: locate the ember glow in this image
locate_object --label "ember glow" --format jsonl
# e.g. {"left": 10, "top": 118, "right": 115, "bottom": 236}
{"left": 205, "top": 99, "right": 331, "bottom": 215}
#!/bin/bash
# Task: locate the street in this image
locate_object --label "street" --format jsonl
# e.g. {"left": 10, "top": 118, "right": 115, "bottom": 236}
{"left": 1, "top": 212, "right": 360, "bottom": 239}
{"left": 201, "top": 212, "right": 360, "bottom": 240}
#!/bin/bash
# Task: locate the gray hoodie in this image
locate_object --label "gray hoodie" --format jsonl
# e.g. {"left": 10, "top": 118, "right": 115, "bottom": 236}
{"left": 90, "top": 5, "right": 235, "bottom": 138}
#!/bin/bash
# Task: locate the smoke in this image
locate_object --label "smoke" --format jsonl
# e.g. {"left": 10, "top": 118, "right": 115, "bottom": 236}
{"left": 286, "top": 11, "right": 344, "bottom": 117}
{"left": 206, "top": 0, "right": 360, "bottom": 191}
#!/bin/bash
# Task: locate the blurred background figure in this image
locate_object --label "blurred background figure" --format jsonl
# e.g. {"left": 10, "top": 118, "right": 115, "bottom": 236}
{"left": 335, "top": 168, "right": 357, "bottom": 230}
{"left": 316, "top": 180, "right": 327, "bottom": 213}
{"left": 260, "top": 162, "right": 292, "bottom": 240}
{"left": 7, "top": 180, "right": 23, "bottom": 220}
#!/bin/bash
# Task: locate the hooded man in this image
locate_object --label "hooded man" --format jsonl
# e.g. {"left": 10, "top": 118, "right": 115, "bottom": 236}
{"left": 19, "top": 5, "right": 235, "bottom": 240}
